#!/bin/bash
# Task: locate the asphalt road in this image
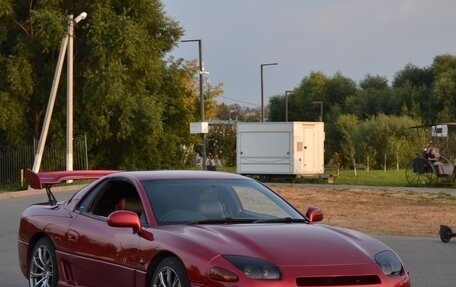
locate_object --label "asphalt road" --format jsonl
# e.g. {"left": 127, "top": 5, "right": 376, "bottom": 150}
{"left": 1, "top": 186, "right": 456, "bottom": 287}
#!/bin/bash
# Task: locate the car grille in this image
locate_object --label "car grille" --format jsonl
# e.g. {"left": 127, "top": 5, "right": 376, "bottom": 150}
{"left": 296, "top": 275, "right": 381, "bottom": 286}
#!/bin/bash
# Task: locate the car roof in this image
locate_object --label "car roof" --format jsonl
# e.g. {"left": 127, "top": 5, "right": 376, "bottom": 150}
{"left": 106, "top": 170, "right": 250, "bottom": 181}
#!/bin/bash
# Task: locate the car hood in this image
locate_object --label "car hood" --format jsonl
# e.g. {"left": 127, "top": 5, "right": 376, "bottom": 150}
{"left": 163, "top": 223, "right": 388, "bottom": 266}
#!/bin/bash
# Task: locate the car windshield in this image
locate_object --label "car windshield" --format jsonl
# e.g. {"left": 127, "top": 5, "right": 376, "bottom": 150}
{"left": 142, "top": 178, "right": 304, "bottom": 225}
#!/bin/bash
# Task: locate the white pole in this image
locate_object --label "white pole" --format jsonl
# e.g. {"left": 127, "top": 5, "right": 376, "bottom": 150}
{"left": 32, "top": 33, "right": 69, "bottom": 173}
{"left": 66, "top": 12, "right": 86, "bottom": 174}
{"left": 67, "top": 15, "right": 74, "bottom": 173}
{"left": 31, "top": 12, "right": 86, "bottom": 173}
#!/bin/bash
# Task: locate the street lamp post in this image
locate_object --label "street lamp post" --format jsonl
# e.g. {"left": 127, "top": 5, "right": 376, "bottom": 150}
{"left": 182, "top": 39, "right": 207, "bottom": 170}
{"left": 67, "top": 12, "right": 87, "bottom": 174}
{"left": 32, "top": 12, "right": 87, "bottom": 173}
{"left": 312, "top": 101, "right": 323, "bottom": 122}
{"left": 260, "top": 63, "right": 278, "bottom": 122}
{"left": 285, "top": 90, "right": 293, "bottom": 122}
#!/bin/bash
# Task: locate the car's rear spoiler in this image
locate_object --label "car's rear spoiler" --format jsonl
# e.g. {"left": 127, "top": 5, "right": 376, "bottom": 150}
{"left": 27, "top": 169, "right": 121, "bottom": 205}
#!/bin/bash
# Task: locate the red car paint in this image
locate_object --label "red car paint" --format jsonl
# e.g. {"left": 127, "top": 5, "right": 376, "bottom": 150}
{"left": 18, "top": 170, "right": 410, "bottom": 287}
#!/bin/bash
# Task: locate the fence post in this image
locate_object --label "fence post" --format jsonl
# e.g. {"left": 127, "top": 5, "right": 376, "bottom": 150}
{"left": 384, "top": 153, "right": 387, "bottom": 172}
{"left": 84, "top": 134, "right": 89, "bottom": 170}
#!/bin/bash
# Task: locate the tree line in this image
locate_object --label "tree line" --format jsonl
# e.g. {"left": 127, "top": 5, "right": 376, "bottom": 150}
{"left": 0, "top": 1, "right": 222, "bottom": 170}
{"left": 1, "top": 1, "right": 456, "bottom": 171}
{"left": 265, "top": 55, "right": 456, "bottom": 169}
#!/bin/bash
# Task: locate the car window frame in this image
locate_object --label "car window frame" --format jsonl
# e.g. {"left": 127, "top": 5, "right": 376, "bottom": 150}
{"left": 76, "top": 178, "right": 147, "bottom": 224}
{"left": 142, "top": 178, "right": 303, "bottom": 225}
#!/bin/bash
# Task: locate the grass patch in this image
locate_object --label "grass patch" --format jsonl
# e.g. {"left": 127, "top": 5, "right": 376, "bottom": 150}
{"left": 333, "top": 169, "right": 409, "bottom": 186}
{"left": 217, "top": 166, "right": 412, "bottom": 187}
{"left": 219, "top": 166, "right": 456, "bottom": 188}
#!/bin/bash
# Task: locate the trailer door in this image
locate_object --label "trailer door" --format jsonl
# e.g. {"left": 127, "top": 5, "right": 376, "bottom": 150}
{"left": 302, "top": 125, "right": 315, "bottom": 173}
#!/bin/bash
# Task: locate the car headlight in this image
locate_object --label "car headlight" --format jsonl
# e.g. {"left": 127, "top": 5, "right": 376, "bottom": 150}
{"left": 223, "top": 255, "right": 282, "bottom": 280}
{"left": 375, "top": 250, "right": 404, "bottom": 276}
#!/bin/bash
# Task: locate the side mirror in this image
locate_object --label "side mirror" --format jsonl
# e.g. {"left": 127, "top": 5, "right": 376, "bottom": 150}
{"left": 305, "top": 206, "right": 323, "bottom": 223}
{"left": 107, "top": 210, "right": 154, "bottom": 241}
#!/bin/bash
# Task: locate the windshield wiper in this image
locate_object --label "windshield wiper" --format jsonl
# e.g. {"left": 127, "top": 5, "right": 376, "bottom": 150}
{"left": 254, "top": 217, "right": 309, "bottom": 224}
{"left": 189, "top": 217, "right": 257, "bottom": 225}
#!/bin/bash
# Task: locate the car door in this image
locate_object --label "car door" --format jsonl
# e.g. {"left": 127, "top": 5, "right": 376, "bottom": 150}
{"left": 64, "top": 179, "right": 144, "bottom": 287}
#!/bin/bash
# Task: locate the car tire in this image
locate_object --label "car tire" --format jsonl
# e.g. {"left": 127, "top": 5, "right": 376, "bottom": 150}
{"left": 440, "top": 225, "right": 453, "bottom": 243}
{"left": 29, "top": 237, "right": 59, "bottom": 287}
{"left": 151, "top": 257, "right": 190, "bottom": 287}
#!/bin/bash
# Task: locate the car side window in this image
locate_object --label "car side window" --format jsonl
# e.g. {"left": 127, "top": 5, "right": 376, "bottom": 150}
{"left": 77, "top": 180, "right": 147, "bottom": 225}
{"left": 76, "top": 182, "right": 104, "bottom": 213}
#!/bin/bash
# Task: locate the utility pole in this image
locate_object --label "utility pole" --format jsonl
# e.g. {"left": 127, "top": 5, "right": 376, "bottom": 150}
{"left": 32, "top": 12, "right": 87, "bottom": 173}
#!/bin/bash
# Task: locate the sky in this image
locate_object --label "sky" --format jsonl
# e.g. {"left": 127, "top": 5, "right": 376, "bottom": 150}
{"left": 162, "top": 0, "right": 456, "bottom": 108}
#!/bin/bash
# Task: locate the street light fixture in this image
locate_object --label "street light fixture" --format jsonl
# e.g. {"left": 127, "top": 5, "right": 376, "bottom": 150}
{"left": 285, "top": 90, "right": 294, "bottom": 122}
{"left": 260, "top": 63, "right": 278, "bottom": 122}
{"left": 74, "top": 12, "right": 87, "bottom": 23}
{"left": 32, "top": 12, "right": 87, "bottom": 173}
{"left": 181, "top": 39, "right": 207, "bottom": 170}
{"left": 312, "top": 101, "right": 323, "bottom": 122}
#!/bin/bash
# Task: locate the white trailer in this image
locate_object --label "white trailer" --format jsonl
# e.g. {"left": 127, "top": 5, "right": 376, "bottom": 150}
{"left": 236, "top": 122, "right": 325, "bottom": 178}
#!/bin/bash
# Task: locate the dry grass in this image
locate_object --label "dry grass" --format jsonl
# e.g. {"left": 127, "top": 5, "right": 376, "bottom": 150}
{"left": 272, "top": 184, "right": 456, "bottom": 237}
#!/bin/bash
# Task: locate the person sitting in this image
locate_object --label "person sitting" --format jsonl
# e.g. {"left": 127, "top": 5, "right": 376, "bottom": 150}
{"left": 425, "top": 147, "right": 446, "bottom": 175}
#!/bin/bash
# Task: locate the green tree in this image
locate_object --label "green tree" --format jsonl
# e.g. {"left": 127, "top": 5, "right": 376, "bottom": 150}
{"left": 324, "top": 73, "right": 358, "bottom": 160}
{"left": 0, "top": 1, "right": 68, "bottom": 146}
{"left": 267, "top": 94, "right": 286, "bottom": 121}
{"left": 76, "top": 1, "right": 185, "bottom": 169}
{"left": 335, "top": 114, "right": 359, "bottom": 167}
{"left": 181, "top": 59, "right": 224, "bottom": 164}
{"left": 283, "top": 71, "right": 329, "bottom": 122}
{"left": 356, "top": 114, "right": 420, "bottom": 169}
{"left": 183, "top": 59, "right": 223, "bottom": 121}
{"left": 216, "top": 103, "right": 242, "bottom": 121}
{"left": 392, "top": 63, "right": 433, "bottom": 122}
{"left": 0, "top": 1, "right": 221, "bottom": 170}
{"left": 345, "top": 74, "right": 398, "bottom": 119}
{"left": 326, "top": 71, "right": 357, "bottom": 107}
{"left": 206, "top": 123, "right": 236, "bottom": 166}
{"left": 430, "top": 54, "right": 456, "bottom": 123}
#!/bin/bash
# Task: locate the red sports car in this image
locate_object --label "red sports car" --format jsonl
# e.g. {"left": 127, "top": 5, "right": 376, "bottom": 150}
{"left": 18, "top": 169, "right": 411, "bottom": 287}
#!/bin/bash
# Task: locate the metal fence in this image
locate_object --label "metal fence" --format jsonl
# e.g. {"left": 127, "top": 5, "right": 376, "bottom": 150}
{"left": 0, "top": 136, "right": 88, "bottom": 189}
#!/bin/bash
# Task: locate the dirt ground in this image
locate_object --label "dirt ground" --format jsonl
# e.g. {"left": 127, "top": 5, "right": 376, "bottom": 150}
{"left": 271, "top": 184, "right": 456, "bottom": 238}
